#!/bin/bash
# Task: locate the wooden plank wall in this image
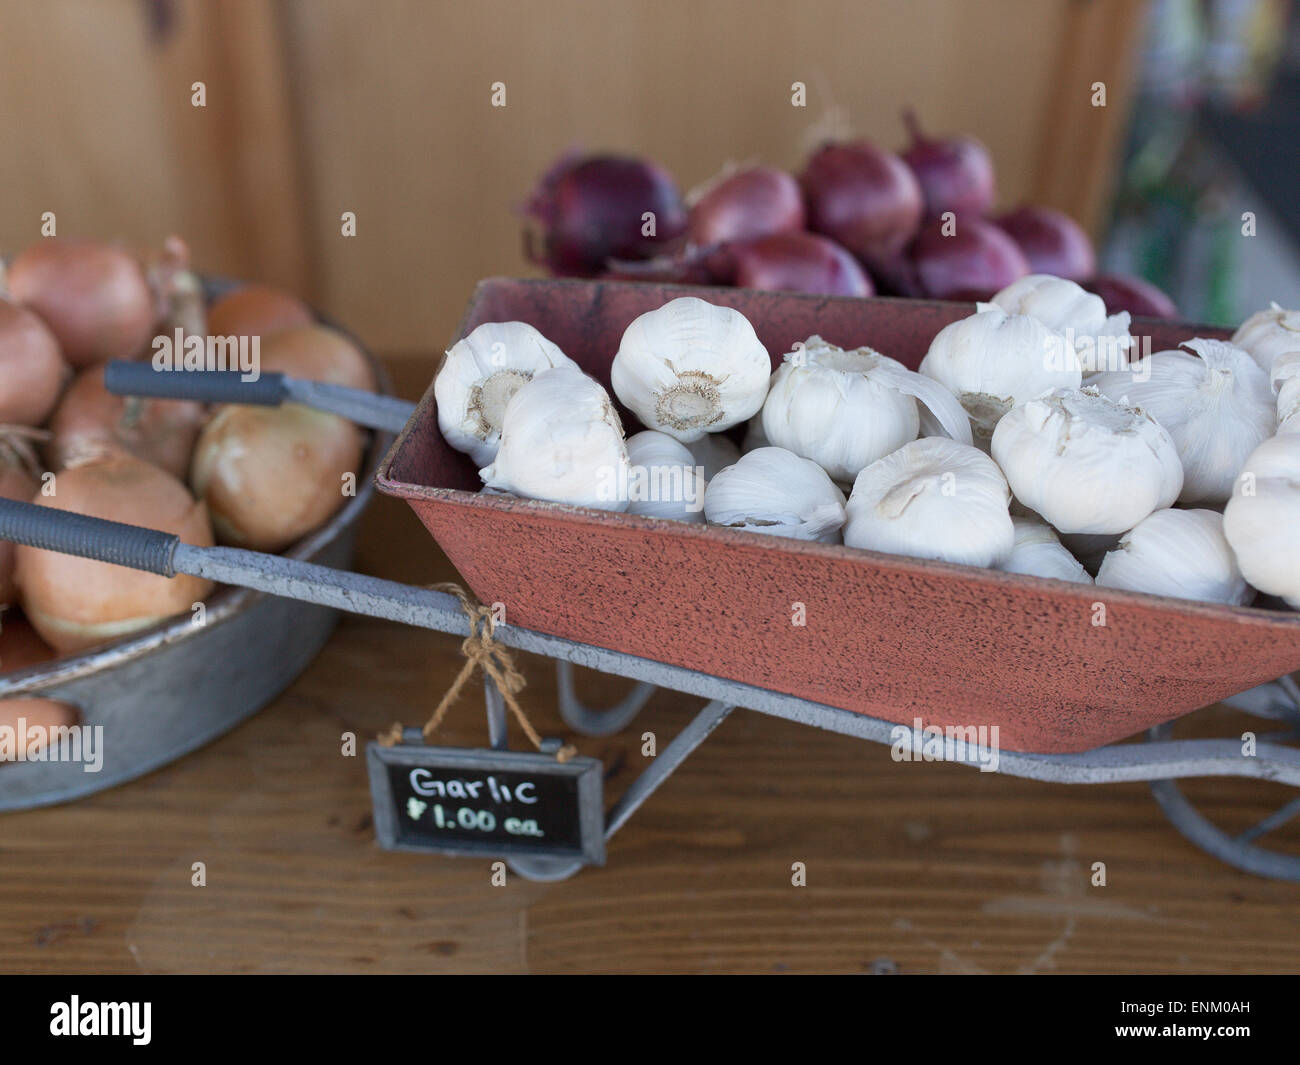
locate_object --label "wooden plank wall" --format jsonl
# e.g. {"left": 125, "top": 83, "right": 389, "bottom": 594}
{"left": 0, "top": 0, "right": 1146, "bottom": 354}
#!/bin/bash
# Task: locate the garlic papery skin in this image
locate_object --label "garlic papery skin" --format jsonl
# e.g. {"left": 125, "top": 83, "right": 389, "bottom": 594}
{"left": 435, "top": 321, "right": 576, "bottom": 466}
{"left": 998, "top": 518, "right": 1093, "bottom": 584}
{"left": 1273, "top": 351, "right": 1300, "bottom": 432}
{"left": 990, "top": 387, "right": 1183, "bottom": 535}
{"left": 704, "top": 446, "right": 846, "bottom": 542}
{"left": 1223, "top": 434, "right": 1300, "bottom": 608}
{"left": 624, "top": 430, "right": 706, "bottom": 522}
{"left": 1231, "top": 301, "right": 1300, "bottom": 375}
{"left": 844, "top": 437, "right": 1014, "bottom": 566}
{"left": 684, "top": 431, "right": 740, "bottom": 480}
{"left": 760, "top": 335, "right": 970, "bottom": 483}
{"left": 991, "top": 274, "right": 1132, "bottom": 371}
{"left": 1089, "top": 338, "right": 1276, "bottom": 505}
{"left": 611, "top": 296, "right": 771, "bottom": 442}
{"left": 918, "top": 305, "right": 1082, "bottom": 445}
{"left": 479, "top": 366, "right": 630, "bottom": 511}
{"left": 1097, "top": 508, "right": 1253, "bottom": 606}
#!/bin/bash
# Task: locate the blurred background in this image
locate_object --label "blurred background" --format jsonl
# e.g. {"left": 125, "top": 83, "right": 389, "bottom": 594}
{"left": 0, "top": 0, "right": 1296, "bottom": 356}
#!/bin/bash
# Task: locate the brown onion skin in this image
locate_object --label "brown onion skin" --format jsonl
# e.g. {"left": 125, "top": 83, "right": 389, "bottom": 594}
{"left": 0, "top": 300, "right": 70, "bottom": 425}
{"left": 686, "top": 167, "right": 806, "bottom": 246}
{"left": 0, "top": 614, "right": 57, "bottom": 673}
{"left": 908, "top": 216, "right": 1031, "bottom": 300}
{"left": 0, "top": 696, "right": 80, "bottom": 763}
{"left": 15, "top": 455, "right": 214, "bottom": 653}
{"left": 992, "top": 205, "right": 1096, "bottom": 283}
{"left": 7, "top": 239, "right": 156, "bottom": 367}
{"left": 207, "top": 285, "right": 313, "bottom": 342}
{"left": 800, "top": 141, "right": 924, "bottom": 260}
{"left": 259, "top": 324, "right": 375, "bottom": 391}
{"left": 1085, "top": 274, "right": 1178, "bottom": 320}
{"left": 190, "top": 404, "right": 363, "bottom": 553}
{"left": 0, "top": 461, "right": 39, "bottom": 606}
{"left": 47, "top": 367, "right": 205, "bottom": 479}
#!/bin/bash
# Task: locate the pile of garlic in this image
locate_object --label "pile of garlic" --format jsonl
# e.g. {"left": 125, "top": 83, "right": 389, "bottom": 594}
{"left": 433, "top": 279, "right": 1300, "bottom": 612}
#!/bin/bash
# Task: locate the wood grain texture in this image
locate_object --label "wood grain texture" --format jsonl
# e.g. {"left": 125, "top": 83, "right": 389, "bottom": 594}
{"left": 0, "top": 356, "right": 1296, "bottom": 975}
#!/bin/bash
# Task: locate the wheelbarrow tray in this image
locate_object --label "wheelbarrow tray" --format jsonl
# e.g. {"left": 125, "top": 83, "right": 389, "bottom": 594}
{"left": 376, "top": 277, "right": 1300, "bottom": 754}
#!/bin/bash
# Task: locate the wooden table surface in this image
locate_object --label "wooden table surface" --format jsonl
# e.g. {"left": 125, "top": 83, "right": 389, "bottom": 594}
{"left": 1, "top": 356, "right": 1297, "bottom": 975}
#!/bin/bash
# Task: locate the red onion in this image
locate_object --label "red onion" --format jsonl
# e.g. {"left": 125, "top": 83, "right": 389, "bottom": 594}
{"left": 523, "top": 152, "right": 687, "bottom": 276}
{"left": 909, "top": 216, "right": 1030, "bottom": 301}
{"left": 899, "top": 109, "right": 996, "bottom": 219}
{"left": 1085, "top": 274, "right": 1178, "bottom": 319}
{"left": 800, "top": 141, "right": 923, "bottom": 260}
{"left": 992, "top": 205, "right": 1096, "bottom": 282}
{"left": 686, "top": 166, "right": 805, "bottom": 246}
{"left": 723, "top": 232, "right": 873, "bottom": 297}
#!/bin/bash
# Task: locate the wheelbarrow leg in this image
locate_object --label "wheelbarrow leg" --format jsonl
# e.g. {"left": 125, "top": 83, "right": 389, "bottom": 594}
{"left": 506, "top": 700, "right": 735, "bottom": 882}
{"left": 554, "top": 660, "right": 657, "bottom": 737}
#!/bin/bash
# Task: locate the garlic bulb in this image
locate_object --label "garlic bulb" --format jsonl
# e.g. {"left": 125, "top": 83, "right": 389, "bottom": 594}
{"left": 435, "top": 321, "right": 576, "bottom": 466}
{"left": 991, "top": 274, "right": 1132, "bottom": 372}
{"left": 760, "top": 335, "right": 971, "bottom": 483}
{"left": 919, "top": 305, "right": 1082, "bottom": 444}
{"left": 611, "top": 297, "right": 771, "bottom": 442}
{"left": 844, "top": 437, "right": 1014, "bottom": 566}
{"left": 1231, "top": 301, "right": 1300, "bottom": 375}
{"left": 1223, "top": 433, "right": 1300, "bottom": 608}
{"left": 684, "top": 432, "right": 740, "bottom": 480}
{"left": 624, "top": 430, "right": 705, "bottom": 522}
{"left": 479, "top": 367, "right": 629, "bottom": 511}
{"left": 704, "top": 446, "right": 846, "bottom": 542}
{"left": 1274, "top": 351, "right": 1300, "bottom": 432}
{"left": 991, "top": 387, "right": 1183, "bottom": 534}
{"left": 1096, "top": 508, "right": 1252, "bottom": 606}
{"left": 998, "top": 518, "right": 1093, "bottom": 584}
{"left": 1089, "top": 338, "right": 1275, "bottom": 505}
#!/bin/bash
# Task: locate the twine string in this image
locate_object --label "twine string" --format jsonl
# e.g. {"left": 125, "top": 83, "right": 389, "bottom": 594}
{"left": 378, "top": 583, "right": 576, "bottom": 762}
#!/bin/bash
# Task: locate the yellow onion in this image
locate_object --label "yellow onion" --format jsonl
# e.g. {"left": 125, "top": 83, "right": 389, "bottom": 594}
{"left": 0, "top": 299, "right": 70, "bottom": 425}
{"left": 0, "top": 447, "right": 40, "bottom": 607}
{"left": 0, "top": 613, "right": 56, "bottom": 672}
{"left": 47, "top": 367, "right": 205, "bottom": 479}
{"left": 190, "top": 404, "right": 363, "bottom": 552}
{"left": 0, "top": 697, "right": 80, "bottom": 764}
{"left": 259, "top": 323, "right": 375, "bottom": 391}
{"left": 207, "top": 284, "right": 312, "bottom": 342}
{"left": 6, "top": 238, "right": 156, "bottom": 367}
{"left": 15, "top": 454, "right": 214, "bottom": 653}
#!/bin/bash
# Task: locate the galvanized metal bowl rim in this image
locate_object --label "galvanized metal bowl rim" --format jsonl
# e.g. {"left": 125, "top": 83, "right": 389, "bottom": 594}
{"left": 375, "top": 276, "right": 1300, "bottom": 633}
{"left": 0, "top": 279, "right": 394, "bottom": 699}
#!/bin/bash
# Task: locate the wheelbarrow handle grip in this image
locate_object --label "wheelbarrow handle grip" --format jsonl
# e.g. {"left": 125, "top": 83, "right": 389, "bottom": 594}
{"left": 0, "top": 498, "right": 179, "bottom": 577}
{"left": 105, "top": 361, "right": 288, "bottom": 407}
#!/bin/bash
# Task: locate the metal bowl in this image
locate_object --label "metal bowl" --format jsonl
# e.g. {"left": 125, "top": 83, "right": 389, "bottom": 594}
{"left": 0, "top": 280, "right": 393, "bottom": 809}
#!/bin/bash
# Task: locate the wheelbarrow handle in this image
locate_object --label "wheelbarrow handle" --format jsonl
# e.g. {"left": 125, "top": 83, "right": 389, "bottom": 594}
{"left": 105, "top": 361, "right": 288, "bottom": 407}
{"left": 0, "top": 498, "right": 180, "bottom": 577}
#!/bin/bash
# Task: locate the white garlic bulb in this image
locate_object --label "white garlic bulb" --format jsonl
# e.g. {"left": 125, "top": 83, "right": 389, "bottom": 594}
{"left": 1223, "top": 433, "right": 1300, "bottom": 608}
{"left": 991, "top": 274, "right": 1132, "bottom": 372}
{"left": 998, "top": 518, "right": 1093, "bottom": 584}
{"left": 1274, "top": 351, "right": 1300, "bottom": 433}
{"left": 1089, "top": 338, "right": 1275, "bottom": 505}
{"left": 479, "top": 366, "right": 629, "bottom": 511}
{"left": 435, "top": 321, "right": 576, "bottom": 466}
{"left": 1231, "top": 302, "right": 1300, "bottom": 375}
{"left": 759, "top": 335, "right": 971, "bottom": 483}
{"left": 919, "top": 305, "right": 1082, "bottom": 444}
{"left": 1096, "top": 508, "right": 1252, "bottom": 606}
{"left": 991, "top": 387, "right": 1183, "bottom": 534}
{"left": 611, "top": 297, "right": 771, "bottom": 442}
{"left": 684, "top": 432, "right": 740, "bottom": 480}
{"left": 844, "top": 437, "right": 1014, "bottom": 566}
{"left": 704, "top": 446, "right": 846, "bottom": 542}
{"left": 624, "top": 430, "right": 706, "bottom": 523}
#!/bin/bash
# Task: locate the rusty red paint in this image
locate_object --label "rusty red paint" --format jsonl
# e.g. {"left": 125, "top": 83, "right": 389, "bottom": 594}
{"left": 377, "top": 278, "right": 1300, "bottom": 753}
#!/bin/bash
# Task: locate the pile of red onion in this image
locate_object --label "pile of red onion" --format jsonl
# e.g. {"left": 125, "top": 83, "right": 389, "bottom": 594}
{"left": 520, "top": 113, "right": 1176, "bottom": 317}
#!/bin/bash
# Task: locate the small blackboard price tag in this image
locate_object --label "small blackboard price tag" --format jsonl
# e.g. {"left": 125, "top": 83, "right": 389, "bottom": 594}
{"left": 366, "top": 739, "right": 605, "bottom": 865}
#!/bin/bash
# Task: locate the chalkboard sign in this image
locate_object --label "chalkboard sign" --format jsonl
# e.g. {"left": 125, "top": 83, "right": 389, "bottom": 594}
{"left": 366, "top": 739, "right": 605, "bottom": 865}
